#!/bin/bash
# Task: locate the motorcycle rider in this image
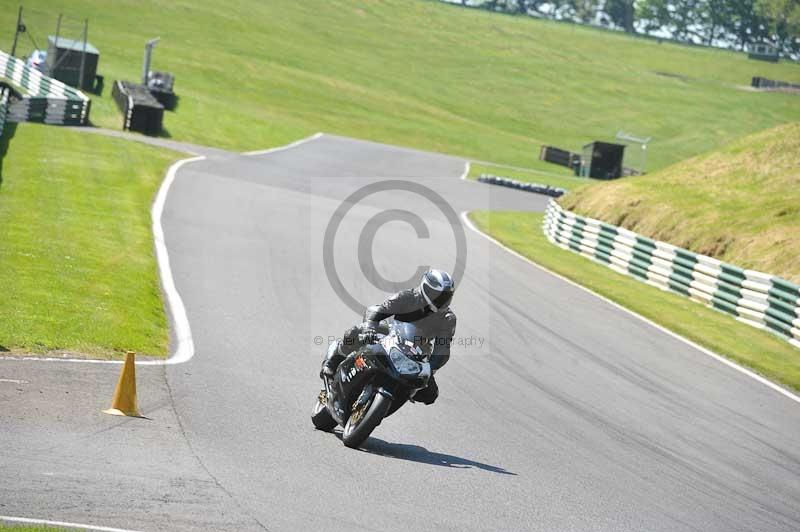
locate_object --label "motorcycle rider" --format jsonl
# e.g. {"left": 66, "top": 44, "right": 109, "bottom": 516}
{"left": 321, "top": 269, "right": 456, "bottom": 405}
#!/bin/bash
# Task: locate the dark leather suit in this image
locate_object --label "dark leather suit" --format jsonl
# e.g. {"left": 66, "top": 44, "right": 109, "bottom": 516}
{"left": 325, "top": 288, "right": 456, "bottom": 405}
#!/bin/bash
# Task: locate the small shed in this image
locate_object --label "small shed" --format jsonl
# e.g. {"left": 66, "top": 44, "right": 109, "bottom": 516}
{"left": 45, "top": 36, "right": 100, "bottom": 90}
{"left": 581, "top": 141, "right": 626, "bottom": 180}
{"left": 748, "top": 43, "right": 779, "bottom": 63}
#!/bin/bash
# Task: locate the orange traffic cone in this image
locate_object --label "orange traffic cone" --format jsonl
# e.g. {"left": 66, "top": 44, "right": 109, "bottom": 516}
{"left": 103, "top": 351, "right": 142, "bottom": 417}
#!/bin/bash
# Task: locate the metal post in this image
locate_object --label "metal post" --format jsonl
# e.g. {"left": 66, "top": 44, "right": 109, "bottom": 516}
{"left": 641, "top": 144, "right": 648, "bottom": 174}
{"left": 142, "top": 47, "right": 149, "bottom": 85}
{"left": 78, "top": 18, "right": 88, "bottom": 89}
{"left": 142, "top": 38, "right": 159, "bottom": 86}
{"left": 49, "top": 14, "right": 63, "bottom": 76}
{"left": 54, "top": 13, "right": 62, "bottom": 46}
{"left": 10, "top": 6, "right": 23, "bottom": 57}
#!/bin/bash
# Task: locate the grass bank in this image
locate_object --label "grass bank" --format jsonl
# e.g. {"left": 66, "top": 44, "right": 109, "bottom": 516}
{"left": 468, "top": 211, "right": 800, "bottom": 391}
{"left": 3, "top": 0, "right": 800, "bottom": 359}
{"left": 0, "top": 123, "right": 177, "bottom": 358}
{"left": 561, "top": 122, "right": 800, "bottom": 282}
{"left": 3, "top": 0, "right": 800, "bottom": 168}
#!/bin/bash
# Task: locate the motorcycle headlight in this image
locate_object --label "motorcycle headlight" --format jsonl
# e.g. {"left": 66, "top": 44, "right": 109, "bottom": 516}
{"left": 389, "top": 347, "right": 420, "bottom": 375}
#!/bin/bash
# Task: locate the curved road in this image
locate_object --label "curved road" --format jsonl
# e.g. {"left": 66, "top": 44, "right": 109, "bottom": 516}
{"left": 2, "top": 134, "right": 799, "bottom": 531}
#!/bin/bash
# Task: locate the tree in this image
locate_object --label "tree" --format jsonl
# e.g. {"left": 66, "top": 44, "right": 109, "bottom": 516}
{"left": 454, "top": 0, "right": 798, "bottom": 57}
{"left": 638, "top": 0, "right": 728, "bottom": 43}
{"left": 478, "top": 0, "right": 532, "bottom": 13}
{"left": 603, "top": 0, "right": 636, "bottom": 32}
{"left": 726, "top": 0, "right": 769, "bottom": 49}
{"left": 757, "top": 0, "right": 800, "bottom": 53}
{"left": 705, "top": 0, "right": 734, "bottom": 44}
{"left": 571, "top": 0, "right": 602, "bottom": 22}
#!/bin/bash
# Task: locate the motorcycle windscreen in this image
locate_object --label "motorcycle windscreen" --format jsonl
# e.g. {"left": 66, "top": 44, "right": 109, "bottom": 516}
{"left": 389, "top": 321, "right": 430, "bottom": 357}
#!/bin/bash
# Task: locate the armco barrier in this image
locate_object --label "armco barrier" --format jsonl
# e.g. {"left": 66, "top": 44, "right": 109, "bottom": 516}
{"left": 751, "top": 76, "right": 800, "bottom": 91}
{"left": 543, "top": 200, "right": 800, "bottom": 349}
{"left": 478, "top": 174, "right": 566, "bottom": 198}
{"left": 0, "top": 50, "right": 90, "bottom": 126}
{"left": 0, "top": 86, "right": 8, "bottom": 136}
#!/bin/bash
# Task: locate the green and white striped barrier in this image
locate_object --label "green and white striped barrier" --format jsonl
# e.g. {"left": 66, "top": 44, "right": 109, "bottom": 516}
{"left": 543, "top": 200, "right": 800, "bottom": 349}
{"left": 0, "top": 49, "right": 89, "bottom": 126}
{"left": 0, "top": 86, "right": 8, "bottom": 136}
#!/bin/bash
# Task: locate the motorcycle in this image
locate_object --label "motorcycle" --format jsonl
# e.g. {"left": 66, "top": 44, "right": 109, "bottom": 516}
{"left": 311, "top": 320, "right": 432, "bottom": 448}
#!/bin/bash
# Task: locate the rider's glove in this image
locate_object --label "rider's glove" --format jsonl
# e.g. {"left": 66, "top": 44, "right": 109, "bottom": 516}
{"left": 358, "top": 330, "right": 378, "bottom": 345}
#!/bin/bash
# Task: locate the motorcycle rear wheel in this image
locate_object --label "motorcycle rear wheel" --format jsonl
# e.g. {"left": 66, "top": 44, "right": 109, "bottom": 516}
{"left": 311, "top": 391, "right": 337, "bottom": 432}
{"left": 342, "top": 392, "right": 391, "bottom": 448}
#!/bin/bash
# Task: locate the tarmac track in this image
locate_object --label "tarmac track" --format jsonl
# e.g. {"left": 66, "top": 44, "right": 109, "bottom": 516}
{"left": 2, "top": 133, "right": 799, "bottom": 531}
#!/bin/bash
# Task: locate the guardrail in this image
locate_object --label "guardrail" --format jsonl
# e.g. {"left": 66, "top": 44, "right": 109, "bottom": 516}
{"left": 0, "top": 86, "right": 8, "bottom": 136}
{"left": 543, "top": 200, "right": 800, "bottom": 348}
{"left": 0, "top": 49, "right": 90, "bottom": 126}
{"left": 752, "top": 76, "right": 800, "bottom": 91}
{"left": 478, "top": 174, "right": 566, "bottom": 198}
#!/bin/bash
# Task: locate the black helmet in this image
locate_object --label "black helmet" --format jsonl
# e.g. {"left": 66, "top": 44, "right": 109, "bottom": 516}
{"left": 420, "top": 269, "right": 455, "bottom": 310}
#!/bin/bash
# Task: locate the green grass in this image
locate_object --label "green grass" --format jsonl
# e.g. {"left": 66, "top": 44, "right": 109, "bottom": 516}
{"left": 3, "top": 0, "right": 800, "bottom": 358}
{"left": 0, "top": 524, "right": 70, "bottom": 531}
{"left": 4, "top": 0, "right": 800, "bottom": 169}
{"left": 0, "top": 123, "right": 178, "bottom": 357}
{"left": 469, "top": 210, "right": 800, "bottom": 391}
{"left": 561, "top": 122, "right": 800, "bottom": 282}
{"left": 468, "top": 162, "right": 587, "bottom": 190}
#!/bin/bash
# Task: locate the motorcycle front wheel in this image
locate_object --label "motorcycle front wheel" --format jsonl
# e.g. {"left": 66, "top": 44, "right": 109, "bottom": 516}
{"left": 342, "top": 391, "right": 391, "bottom": 448}
{"left": 311, "top": 390, "right": 337, "bottom": 432}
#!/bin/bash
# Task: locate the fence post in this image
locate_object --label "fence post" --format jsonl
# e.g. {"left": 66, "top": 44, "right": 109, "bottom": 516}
{"left": 142, "top": 38, "right": 160, "bottom": 85}
{"left": 78, "top": 18, "right": 88, "bottom": 90}
{"left": 10, "top": 6, "right": 23, "bottom": 57}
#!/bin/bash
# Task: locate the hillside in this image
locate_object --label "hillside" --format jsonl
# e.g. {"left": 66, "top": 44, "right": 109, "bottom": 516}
{"left": 2, "top": 0, "right": 799, "bottom": 357}
{"left": 561, "top": 122, "right": 800, "bottom": 282}
{"left": 3, "top": 0, "right": 800, "bottom": 170}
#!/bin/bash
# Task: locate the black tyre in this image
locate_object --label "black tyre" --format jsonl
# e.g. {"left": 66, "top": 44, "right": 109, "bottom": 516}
{"left": 311, "top": 391, "right": 337, "bottom": 432}
{"left": 342, "top": 392, "right": 391, "bottom": 449}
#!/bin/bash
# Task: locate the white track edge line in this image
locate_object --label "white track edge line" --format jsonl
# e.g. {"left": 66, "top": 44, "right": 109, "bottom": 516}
{"left": 3, "top": 133, "right": 334, "bottom": 366}
{"left": 0, "top": 156, "right": 204, "bottom": 367}
{"left": 242, "top": 132, "right": 323, "bottom": 156}
{"left": 459, "top": 161, "right": 470, "bottom": 180}
{"left": 0, "top": 515, "right": 143, "bottom": 532}
{"left": 460, "top": 211, "right": 800, "bottom": 405}
{"left": 147, "top": 155, "right": 205, "bottom": 366}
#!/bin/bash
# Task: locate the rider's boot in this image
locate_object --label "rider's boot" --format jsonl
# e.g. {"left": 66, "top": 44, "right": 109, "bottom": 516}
{"left": 320, "top": 341, "right": 345, "bottom": 379}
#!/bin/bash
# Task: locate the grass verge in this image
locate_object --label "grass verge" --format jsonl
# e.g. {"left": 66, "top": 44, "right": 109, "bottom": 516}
{"left": 468, "top": 162, "right": 587, "bottom": 191}
{"left": 468, "top": 210, "right": 800, "bottom": 392}
{"left": 561, "top": 123, "right": 800, "bottom": 282}
{"left": 3, "top": 0, "right": 799, "bottom": 360}
{"left": 0, "top": 123, "right": 179, "bottom": 358}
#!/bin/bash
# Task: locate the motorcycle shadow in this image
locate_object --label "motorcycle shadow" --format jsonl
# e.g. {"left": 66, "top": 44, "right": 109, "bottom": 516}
{"left": 353, "top": 435, "right": 516, "bottom": 476}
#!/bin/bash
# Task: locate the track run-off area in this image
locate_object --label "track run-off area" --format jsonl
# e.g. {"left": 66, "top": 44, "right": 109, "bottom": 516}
{"left": 1, "top": 134, "right": 799, "bottom": 532}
